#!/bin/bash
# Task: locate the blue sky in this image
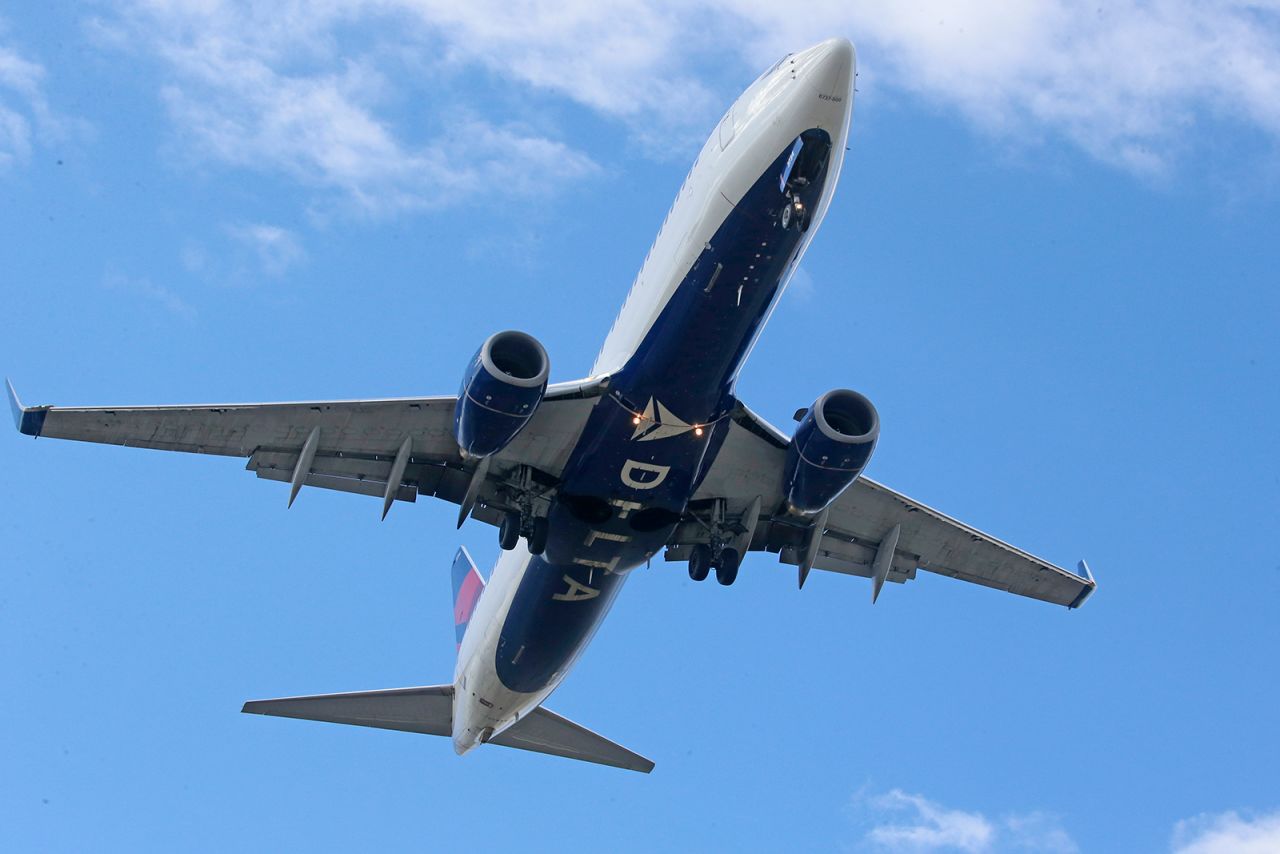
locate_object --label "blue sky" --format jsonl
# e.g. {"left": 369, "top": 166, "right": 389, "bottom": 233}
{"left": 3, "top": 3, "right": 1279, "bottom": 852}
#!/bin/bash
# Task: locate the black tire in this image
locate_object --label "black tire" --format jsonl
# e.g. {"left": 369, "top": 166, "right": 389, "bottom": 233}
{"left": 797, "top": 206, "right": 811, "bottom": 232}
{"left": 688, "top": 544, "right": 712, "bottom": 581}
{"left": 528, "top": 516, "right": 549, "bottom": 556}
{"left": 715, "top": 548, "right": 740, "bottom": 586}
{"left": 779, "top": 203, "right": 792, "bottom": 230}
{"left": 499, "top": 512, "right": 521, "bottom": 550}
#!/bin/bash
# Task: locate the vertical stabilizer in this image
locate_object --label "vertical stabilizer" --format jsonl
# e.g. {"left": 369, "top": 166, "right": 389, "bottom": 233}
{"left": 451, "top": 547, "right": 485, "bottom": 649}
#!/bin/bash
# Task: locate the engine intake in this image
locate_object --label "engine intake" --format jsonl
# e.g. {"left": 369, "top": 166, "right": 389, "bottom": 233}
{"left": 453, "top": 330, "right": 550, "bottom": 458}
{"left": 783, "top": 389, "right": 879, "bottom": 514}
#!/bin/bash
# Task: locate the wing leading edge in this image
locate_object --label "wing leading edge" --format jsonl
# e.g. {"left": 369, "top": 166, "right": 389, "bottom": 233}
{"left": 687, "top": 401, "right": 1097, "bottom": 608}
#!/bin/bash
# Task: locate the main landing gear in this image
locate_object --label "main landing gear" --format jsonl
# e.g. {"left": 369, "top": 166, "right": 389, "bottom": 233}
{"left": 494, "top": 464, "right": 549, "bottom": 556}
{"left": 688, "top": 543, "right": 741, "bottom": 586}
{"left": 500, "top": 511, "right": 549, "bottom": 555}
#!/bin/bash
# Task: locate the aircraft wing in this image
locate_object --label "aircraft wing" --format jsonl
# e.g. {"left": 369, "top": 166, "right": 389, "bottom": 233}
{"left": 6, "top": 377, "right": 601, "bottom": 524}
{"left": 682, "top": 401, "right": 1096, "bottom": 608}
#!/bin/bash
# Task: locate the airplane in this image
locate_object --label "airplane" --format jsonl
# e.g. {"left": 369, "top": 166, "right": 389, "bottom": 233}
{"left": 6, "top": 37, "right": 1095, "bottom": 774}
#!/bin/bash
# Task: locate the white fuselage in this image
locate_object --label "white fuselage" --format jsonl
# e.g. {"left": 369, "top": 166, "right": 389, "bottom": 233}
{"left": 451, "top": 38, "right": 855, "bottom": 755}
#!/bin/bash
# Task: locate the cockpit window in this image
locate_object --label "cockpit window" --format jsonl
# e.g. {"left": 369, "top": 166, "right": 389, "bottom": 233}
{"left": 748, "top": 53, "right": 794, "bottom": 89}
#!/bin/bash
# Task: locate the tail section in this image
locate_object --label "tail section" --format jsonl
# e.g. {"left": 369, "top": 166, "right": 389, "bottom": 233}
{"left": 242, "top": 686, "right": 655, "bottom": 773}
{"left": 451, "top": 546, "right": 485, "bottom": 649}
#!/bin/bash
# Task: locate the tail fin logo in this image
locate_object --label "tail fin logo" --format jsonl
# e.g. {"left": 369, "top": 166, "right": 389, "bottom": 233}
{"left": 451, "top": 547, "right": 486, "bottom": 649}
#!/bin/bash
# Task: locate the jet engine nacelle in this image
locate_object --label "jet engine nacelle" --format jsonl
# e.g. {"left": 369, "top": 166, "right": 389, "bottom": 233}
{"left": 453, "top": 330, "right": 550, "bottom": 459}
{"left": 783, "top": 389, "right": 879, "bottom": 514}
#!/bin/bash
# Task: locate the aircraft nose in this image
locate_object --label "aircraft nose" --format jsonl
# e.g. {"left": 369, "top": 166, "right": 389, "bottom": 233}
{"left": 794, "top": 37, "right": 855, "bottom": 101}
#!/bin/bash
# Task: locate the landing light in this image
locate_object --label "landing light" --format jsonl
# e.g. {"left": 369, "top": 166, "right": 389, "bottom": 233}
{"left": 632, "top": 416, "right": 641, "bottom": 425}
{"left": 694, "top": 426, "right": 704, "bottom": 437}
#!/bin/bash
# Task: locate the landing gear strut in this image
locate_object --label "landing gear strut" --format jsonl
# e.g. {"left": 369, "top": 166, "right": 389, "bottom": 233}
{"left": 686, "top": 498, "right": 746, "bottom": 586}
{"left": 497, "top": 465, "right": 549, "bottom": 555}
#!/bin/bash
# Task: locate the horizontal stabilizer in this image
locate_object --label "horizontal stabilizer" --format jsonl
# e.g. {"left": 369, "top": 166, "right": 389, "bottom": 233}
{"left": 492, "top": 706, "right": 655, "bottom": 773}
{"left": 242, "top": 684, "right": 654, "bottom": 773}
{"left": 242, "top": 685, "right": 453, "bottom": 736}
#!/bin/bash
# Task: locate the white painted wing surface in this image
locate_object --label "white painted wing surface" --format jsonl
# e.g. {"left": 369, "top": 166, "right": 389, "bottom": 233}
{"left": 694, "top": 402, "right": 1096, "bottom": 608}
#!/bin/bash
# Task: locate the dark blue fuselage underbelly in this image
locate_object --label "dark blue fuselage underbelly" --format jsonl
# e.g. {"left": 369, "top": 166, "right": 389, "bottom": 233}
{"left": 495, "top": 135, "right": 830, "bottom": 694}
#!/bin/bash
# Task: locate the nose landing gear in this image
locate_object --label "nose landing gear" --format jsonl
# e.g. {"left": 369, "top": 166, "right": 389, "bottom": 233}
{"left": 779, "top": 196, "right": 810, "bottom": 233}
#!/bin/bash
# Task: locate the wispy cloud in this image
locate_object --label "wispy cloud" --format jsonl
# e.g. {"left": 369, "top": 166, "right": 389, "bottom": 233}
{"left": 103, "top": 269, "right": 196, "bottom": 320}
{"left": 855, "top": 789, "right": 1280, "bottom": 854}
{"left": 91, "top": 2, "right": 600, "bottom": 215}
{"left": 725, "top": 0, "right": 1280, "bottom": 177}
{"left": 853, "top": 789, "right": 1077, "bottom": 853}
{"left": 1172, "top": 809, "right": 1280, "bottom": 854}
{"left": 225, "top": 223, "right": 306, "bottom": 277}
{"left": 86, "top": 1, "right": 1280, "bottom": 195}
{"left": 181, "top": 222, "right": 307, "bottom": 285}
{"left": 0, "top": 19, "right": 54, "bottom": 171}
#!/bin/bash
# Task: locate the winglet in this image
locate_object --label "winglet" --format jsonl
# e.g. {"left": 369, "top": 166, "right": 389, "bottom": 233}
{"left": 6, "top": 378, "right": 46, "bottom": 437}
{"left": 1068, "top": 560, "right": 1097, "bottom": 609}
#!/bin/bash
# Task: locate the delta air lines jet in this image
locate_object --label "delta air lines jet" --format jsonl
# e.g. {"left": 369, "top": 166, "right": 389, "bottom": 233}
{"left": 7, "top": 39, "right": 1095, "bottom": 773}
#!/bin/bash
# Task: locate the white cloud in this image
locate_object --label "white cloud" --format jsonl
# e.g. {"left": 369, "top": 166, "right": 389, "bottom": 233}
{"left": 855, "top": 789, "right": 1077, "bottom": 853}
{"left": 0, "top": 23, "right": 50, "bottom": 171}
{"left": 93, "top": 1, "right": 600, "bottom": 215}
{"left": 857, "top": 790, "right": 1280, "bottom": 854}
{"left": 862, "top": 790, "right": 996, "bottom": 853}
{"left": 721, "top": 0, "right": 1280, "bottom": 176}
{"left": 1172, "top": 809, "right": 1280, "bottom": 854}
{"left": 225, "top": 223, "right": 305, "bottom": 277}
{"left": 103, "top": 269, "right": 196, "bottom": 319}
{"left": 92, "top": 0, "right": 1280, "bottom": 195}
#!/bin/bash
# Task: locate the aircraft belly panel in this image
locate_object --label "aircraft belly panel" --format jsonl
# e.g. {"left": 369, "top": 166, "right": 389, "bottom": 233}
{"left": 494, "top": 556, "right": 628, "bottom": 694}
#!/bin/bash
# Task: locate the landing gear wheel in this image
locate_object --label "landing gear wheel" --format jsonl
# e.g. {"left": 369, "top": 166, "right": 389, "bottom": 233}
{"left": 715, "top": 548, "right": 740, "bottom": 586}
{"left": 796, "top": 205, "right": 811, "bottom": 232}
{"left": 527, "top": 516, "right": 549, "bottom": 556}
{"left": 498, "top": 512, "right": 521, "bottom": 551}
{"left": 780, "top": 203, "right": 793, "bottom": 230}
{"left": 688, "top": 544, "right": 712, "bottom": 582}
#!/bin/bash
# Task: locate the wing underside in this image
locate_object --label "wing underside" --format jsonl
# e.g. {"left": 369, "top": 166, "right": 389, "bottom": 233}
{"left": 678, "top": 401, "right": 1096, "bottom": 608}
{"left": 6, "top": 379, "right": 603, "bottom": 525}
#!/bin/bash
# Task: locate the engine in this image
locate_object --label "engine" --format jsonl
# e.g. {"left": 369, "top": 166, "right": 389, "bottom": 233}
{"left": 453, "top": 330, "right": 550, "bottom": 458}
{"left": 783, "top": 389, "right": 879, "bottom": 514}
